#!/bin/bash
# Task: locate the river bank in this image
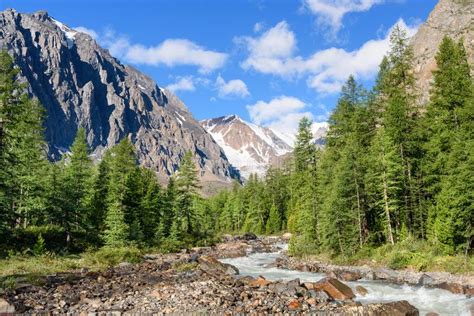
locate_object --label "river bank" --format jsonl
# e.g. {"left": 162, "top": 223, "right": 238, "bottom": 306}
{"left": 1, "top": 235, "right": 473, "bottom": 314}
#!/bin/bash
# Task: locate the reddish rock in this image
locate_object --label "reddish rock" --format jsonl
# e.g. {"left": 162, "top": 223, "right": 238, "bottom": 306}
{"left": 248, "top": 276, "right": 272, "bottom": 288}
{"left": 306, "top": 297, "right": 317, "bottom": 306}
{"left": 314, "top": 278, "right": 355, "bottom": 300}
{"left": 288, "top": 299, "right": 300, "bottom": 310}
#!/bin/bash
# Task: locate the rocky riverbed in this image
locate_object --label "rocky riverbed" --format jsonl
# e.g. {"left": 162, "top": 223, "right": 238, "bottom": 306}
{"left": 0, "top": 235, "right": 472, "bottom": 314}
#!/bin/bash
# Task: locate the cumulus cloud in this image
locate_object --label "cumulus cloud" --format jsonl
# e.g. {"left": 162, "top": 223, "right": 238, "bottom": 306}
{"left": 166, "top": 76, "right": 196, "bottom": 92}
{"left": 303, "top": 0, "right": 384, "bottom": 35}
{"left": 238, "top": 19, "right": 418, "bottom": 93}
{"left": 215, "top": 75, "right": 250, "bottom": 98}
{"left": 124, "top": 39, "right": 228, "bottom": 73}
{"left": 246, "top": 96, "right": 329, "bottom": 145}
{"left": 77, "top": 28, "right": 227, "bottom": 73}
{"left": 247, "top": 96, "right": 306, "bottom": 125}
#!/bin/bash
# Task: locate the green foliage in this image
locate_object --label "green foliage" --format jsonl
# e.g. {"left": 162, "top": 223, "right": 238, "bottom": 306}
{"left": 33, "top": 233, "right": 46, "bottom": 257}
{"left": 84, "top": 246, "right": 142, "bottom": 267}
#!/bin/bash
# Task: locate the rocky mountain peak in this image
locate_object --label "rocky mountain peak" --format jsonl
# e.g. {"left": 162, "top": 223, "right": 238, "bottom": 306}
{"left": 0, "top": 10, "right": 240, "bottom": 191}
{"left": 201, "top": 115, "right": 293, "bottom": 179}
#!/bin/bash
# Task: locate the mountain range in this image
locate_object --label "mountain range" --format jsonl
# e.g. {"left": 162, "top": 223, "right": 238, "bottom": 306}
{"left": 0, "top": 0, "right": 472, "bottom": 187}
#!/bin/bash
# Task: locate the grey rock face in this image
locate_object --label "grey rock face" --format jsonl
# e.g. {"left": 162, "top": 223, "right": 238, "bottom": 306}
{"left": 411, "top": 0, "right": 473, "bottom": 105}
{"left": 0, "top": 9, "right": 240, "bottom": 186}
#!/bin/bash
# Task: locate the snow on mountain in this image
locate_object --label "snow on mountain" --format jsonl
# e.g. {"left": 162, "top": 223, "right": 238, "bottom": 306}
{"left": 201, "top": 115, "right": 293, "bottom": 179}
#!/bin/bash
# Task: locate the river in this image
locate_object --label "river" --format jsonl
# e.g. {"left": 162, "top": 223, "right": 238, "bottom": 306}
{"left": 221, "top": 245, "right": 474, "bottom": 315}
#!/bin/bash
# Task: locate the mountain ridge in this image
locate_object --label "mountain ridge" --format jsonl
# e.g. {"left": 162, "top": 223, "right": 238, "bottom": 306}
{"left": 0, "top": 9, "right": 240, "bottom": 190}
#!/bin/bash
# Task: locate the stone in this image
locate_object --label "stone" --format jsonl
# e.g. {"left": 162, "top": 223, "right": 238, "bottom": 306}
{"left": 425, "top": 313, "right": 439, "bottom": 316}
{"left": 437, "top": 282, "right": 464, "bottom": 295}
{"left": 0, "top": 298, "right": 15, "bottom": 313}
{"left": 313, "top": 278, "right": 355, "bottom": 301}
{"left": 118, "top": 262, "right": 132, "bottom": 268}
{"left": 418, "top": 273, "right": 435, "bottom": 286}
{"left": 248, "top": 276, "right": 272, "bottom": 288}
{"left": 281, "top": 233, "right": 292, "bottom": 241}
{"left": 198, "top": 255, "right": 239, "bottom": 275}
{"left": 338, "top": 271, "right": 362, "bottom": 282}
{"left": 288, "top": 299, "right": 300, "bottom": 310}
{"left": 355, "top": 285, "right": 368, "bottom": 296}
{"left": 464, "top": 286, "right": 474, "bottom": 298}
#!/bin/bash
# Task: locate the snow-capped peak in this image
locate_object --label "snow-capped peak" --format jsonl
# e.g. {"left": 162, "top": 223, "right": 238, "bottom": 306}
{"left": 52, "top": 18, "right": 77, "bottom": 48}
{"left": 201, "top": 115, "right": 293, "bottom": 179}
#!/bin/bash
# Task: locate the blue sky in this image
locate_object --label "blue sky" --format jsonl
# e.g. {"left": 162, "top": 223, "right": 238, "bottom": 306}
{"left": 2, "top": 0, "right": 437, "bottom": 138}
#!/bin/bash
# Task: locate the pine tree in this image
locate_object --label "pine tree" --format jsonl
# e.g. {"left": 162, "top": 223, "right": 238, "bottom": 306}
{"left": 0, "top": 50, "right": 47, "bottom": 231}
{"left": 425, "top": 37, "right": 473, "bottom": 252}
{"left": 288, "top": 117, "right": 319, "bottom": 254}
{"left": 174, "top": 152, "right": 200, "bottom": 237}
{"left": 62, "top": 128, "right": 93, "bottom": 246}
{"left": 103, "top": 138, "right": 138, "bottom": 247}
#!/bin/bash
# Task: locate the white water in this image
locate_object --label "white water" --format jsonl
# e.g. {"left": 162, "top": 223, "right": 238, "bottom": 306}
{"left": 221, "top": 246, "right": 474, "bottom": 316}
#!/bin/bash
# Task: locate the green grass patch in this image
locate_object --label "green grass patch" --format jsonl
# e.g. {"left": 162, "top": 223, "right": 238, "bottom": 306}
{"left": 297, "top": 237, "right": 474, "bottom": 275}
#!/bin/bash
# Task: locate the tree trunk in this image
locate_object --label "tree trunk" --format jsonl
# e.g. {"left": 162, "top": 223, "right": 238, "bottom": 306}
{"left": 382, "top": 169, "right": 395, "bottom": 245}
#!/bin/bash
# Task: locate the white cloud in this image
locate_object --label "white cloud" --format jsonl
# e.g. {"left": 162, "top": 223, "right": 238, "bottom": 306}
{"left": 239, "top": 19, "right": 418, "bottom": 93}
{"left": 246, "top": 96, "right": 329, "bottom": 146}
{"left": 303, "top": 0, "right": 384, "bottom": 35}
{"left": 73, "top": 26, "right": 98, "bottom": 39}
{"left": 166, "top": 76, "right": 196, "bottom": 92}
{"left": 253, "top": 22, "right": 264, "bottom": 33}
{"left": 215, "top": 75, "right": 250, "bottom": 98}
{"left": 79, "top": 28, "right": 227, "bottom": 73}
{"left": 247, "top": 96, "right": 306, "bottom": 125}
{"left": 124, "top": 39, "right": 228, "bottom": 73}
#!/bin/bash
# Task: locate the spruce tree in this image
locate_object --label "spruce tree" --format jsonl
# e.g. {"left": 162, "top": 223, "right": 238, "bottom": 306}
{"left": 103, "top": 138, "right": 138, "bottom": 247}
{"left": 174, "top": 152, "right": 200, "bottom": 237}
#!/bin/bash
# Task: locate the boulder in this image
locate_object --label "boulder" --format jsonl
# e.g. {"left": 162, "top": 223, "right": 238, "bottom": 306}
{"left": 437, "top": 282, "right": 464, "bottom": 294}
{"left": 0, "top": 298, "right": 15, "bottom": 314}
{"left": 241, "top": 233, "right": 257, "bottom": 241}
{"left": 418, "top": 273, "right": 435, "bottom": 286}
{"left": 282, "top": 232, "right": 292, "bottom": 241}
{"left": 197, "top": 255, "right": 239, "bottom": 275}
{"left": 355, "top": 285, "right": 368, "bottom": 296}
{"left": 344, "top": 300, "right": 418, "bottom": 315}
{"left": 313, "top": 278, "right": 355, "bottom": 300}
{"left": 248, "top": 276, "right": 272, "bottom": 288}
{"left": 330, "top": 270, "right": 362, "bottom": 281}
{"left": 216, "top": 242, "right": 248, "bottom": 258}
{"left": 371, "top": 300, "right": 419, "bottom": 315}
{"left": 464, "top": 286, "right": 474, "bottom": 297}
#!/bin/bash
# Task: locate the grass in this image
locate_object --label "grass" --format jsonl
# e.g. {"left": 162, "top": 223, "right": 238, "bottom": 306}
{"left": 0, "top": 246, "right": 145, "bottom": 288}
{"left": 297, "top": 238, "right": 474, "bottom": 275}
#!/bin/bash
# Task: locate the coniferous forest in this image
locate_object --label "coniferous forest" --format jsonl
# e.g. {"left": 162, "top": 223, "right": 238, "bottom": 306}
{"left": 0, "top": 27, "right": 472, "bottom": 267}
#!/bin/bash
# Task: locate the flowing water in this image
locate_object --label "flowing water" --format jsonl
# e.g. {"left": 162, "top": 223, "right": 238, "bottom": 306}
{"left": 221, "top": 246, "right": 474, "bottom": 315}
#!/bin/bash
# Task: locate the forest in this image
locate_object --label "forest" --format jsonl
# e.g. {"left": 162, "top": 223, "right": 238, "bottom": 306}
{"left": 0, "top": 27, "right": 472, "bottom": 270}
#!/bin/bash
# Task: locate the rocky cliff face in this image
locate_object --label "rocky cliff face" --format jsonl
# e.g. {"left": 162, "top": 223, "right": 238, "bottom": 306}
{"left": 412, "top": 0, "right": 473, "bottom": 105}
{"left": 0, "top": 9, "right": 239, "bottom": 187}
